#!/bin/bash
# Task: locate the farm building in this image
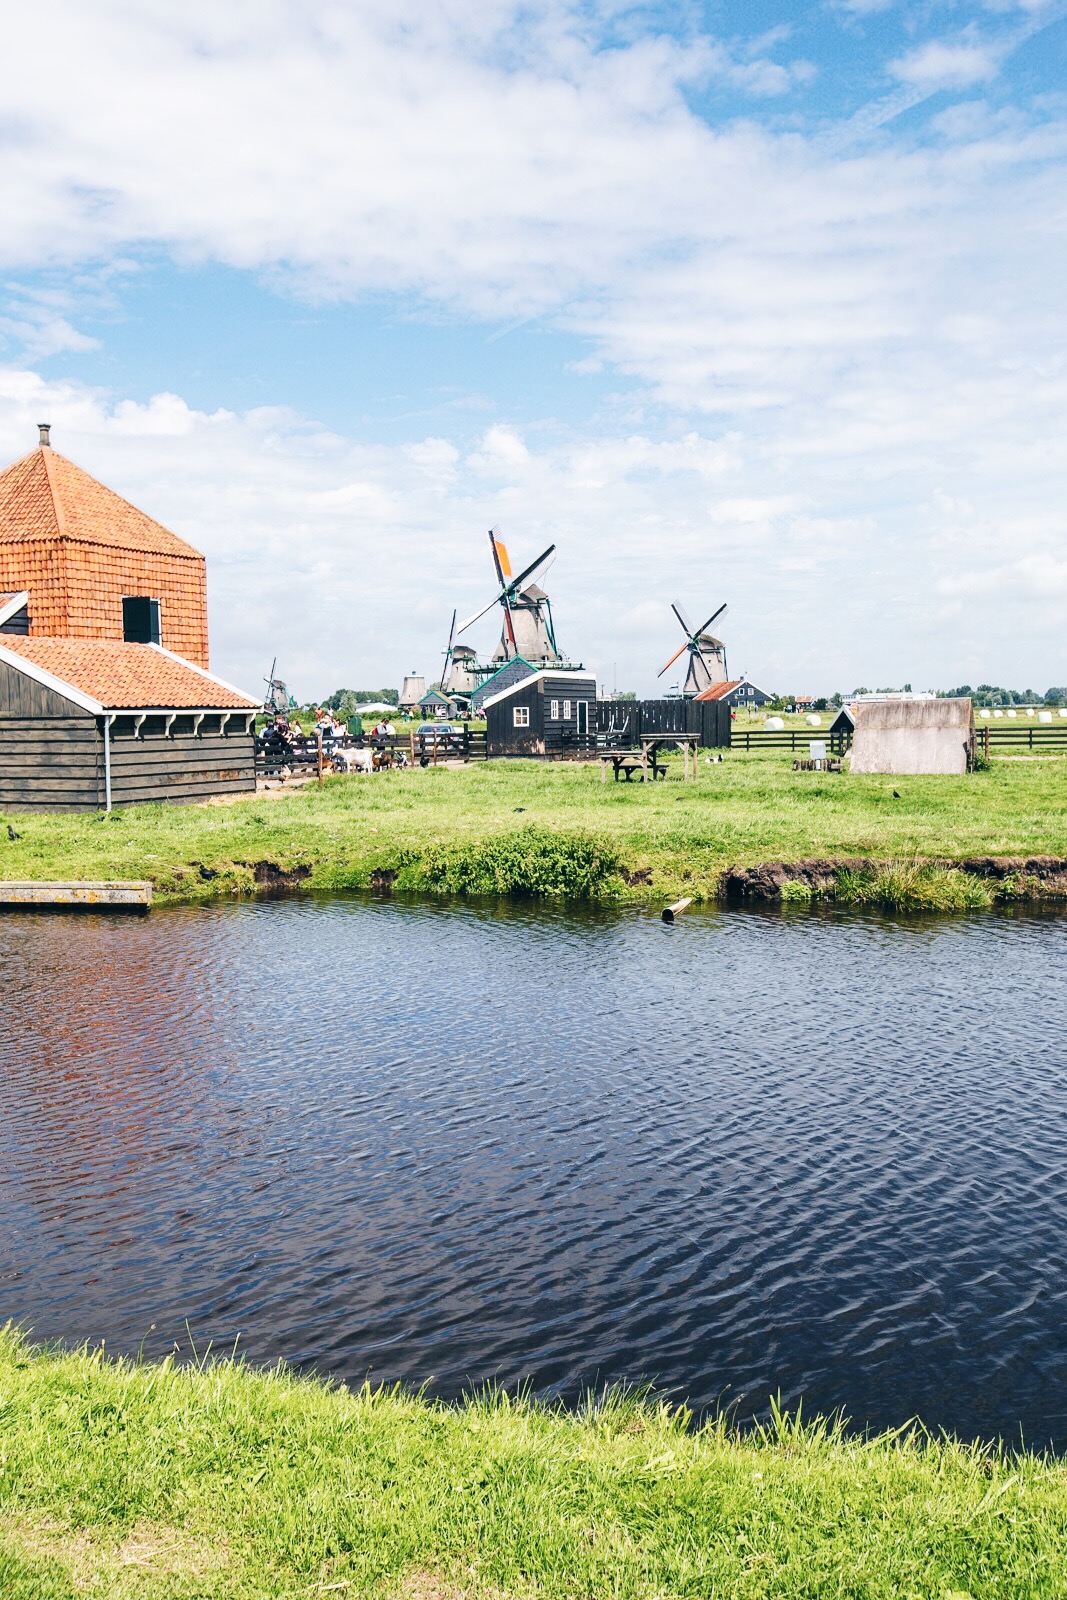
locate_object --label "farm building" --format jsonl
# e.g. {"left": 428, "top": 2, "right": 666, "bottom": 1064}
{"left": 0, "top": 638, "right": 258, "bottom": 811}
{"left": 849, "top": 697, "right": 975, "bottom": 776}
{"left": 483, "top": 669, "right": 598, "bottom": 756}
{"left": 470, "top": 656, "right": 538, "bottom": 714}
{"left": 694, "top": 677, "right": 774, "bottom": 710}
{"left": 418, "top": 687, "right": 457, "bottom": 718}
{"left": 0, "top": 426, "right": 209, "bottom": 666}
{"left": 0, "top": 428, "right": 260, "bottom": 810}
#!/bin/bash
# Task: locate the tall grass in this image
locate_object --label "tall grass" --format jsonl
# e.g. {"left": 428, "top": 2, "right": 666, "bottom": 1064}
{"left": 835, "top": 861, "right": 998, "bottom": 911}
{"left": 3, "top": 1327, "right": 1067, "bottom": 1598}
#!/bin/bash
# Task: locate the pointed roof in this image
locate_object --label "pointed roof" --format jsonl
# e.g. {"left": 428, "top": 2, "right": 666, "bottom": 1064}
{"left": 0, "top": 445, "right": 203, "bottom": 559}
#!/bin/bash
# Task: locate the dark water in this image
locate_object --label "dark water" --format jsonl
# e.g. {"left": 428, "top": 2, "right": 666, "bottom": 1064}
{"left": 2, "top": 895, "right": 1066, "bottom": 1447}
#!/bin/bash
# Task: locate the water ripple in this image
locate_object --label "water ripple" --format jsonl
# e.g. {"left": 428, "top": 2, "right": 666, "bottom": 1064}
{"left": 2, "top": 897, "right": 1066, "bottom": 1446}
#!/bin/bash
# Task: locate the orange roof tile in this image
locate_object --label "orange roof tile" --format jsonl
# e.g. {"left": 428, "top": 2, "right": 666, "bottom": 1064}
{"left": 693, "top": 679, "right": 743, "bottom": 701}
{"left": 0, "top": 446, "right": 202, "bottom": 559}
{"left": 0, "top": 637, "right": 257, "bottom": 710}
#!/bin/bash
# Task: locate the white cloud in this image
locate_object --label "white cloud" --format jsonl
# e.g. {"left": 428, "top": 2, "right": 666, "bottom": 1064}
{"left": 890, "top": 39, "right": 1002, "bottom": 90}
{"left": 1, "top": 362, "right": 1062, "bottom": 699}
{"left": 0, "top": 2, "right": 1063, "bottom": 691}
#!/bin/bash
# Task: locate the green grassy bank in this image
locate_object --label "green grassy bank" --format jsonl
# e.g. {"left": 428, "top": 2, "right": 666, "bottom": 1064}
{"left": 1, "top": 753, "right": 1065, "bottom": 908}
{"left": 2, "top": 1329, "right": 1065, "bottom": 1599}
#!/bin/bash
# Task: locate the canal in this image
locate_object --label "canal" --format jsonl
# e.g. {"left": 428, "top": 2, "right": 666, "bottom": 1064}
{"left": 2, "top": 896, "right": 1065, "bottom": 1447}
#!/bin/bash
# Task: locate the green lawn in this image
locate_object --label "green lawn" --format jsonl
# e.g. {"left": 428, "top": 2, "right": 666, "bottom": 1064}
{"left": 0, "top": 752, "right": 1064, "bottom": 906}
{"left": 2, "top": 1329, "right": 1066, "bottom": 1599}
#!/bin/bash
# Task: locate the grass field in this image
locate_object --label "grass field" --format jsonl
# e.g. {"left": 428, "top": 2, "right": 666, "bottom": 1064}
{"left": 0, "top": 751, "right": 1064, "bottom": 907}
{"left": 2, "top": 1328, "right": 1066, "bottom": 1599}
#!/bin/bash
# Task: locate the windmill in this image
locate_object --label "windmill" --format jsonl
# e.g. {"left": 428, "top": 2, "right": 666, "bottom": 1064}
{"left": 658, "top": 601, "right": 729, "bottom": 697}
{"left": 456, "top": 529, "right": 562, "bottom": 666}
{"left": 441, "top": 609, "right": 481, "bottom": 701}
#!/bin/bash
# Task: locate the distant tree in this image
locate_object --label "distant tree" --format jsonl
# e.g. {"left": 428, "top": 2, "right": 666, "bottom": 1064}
{"left": 1046, "top": 687, "right": 1066, "bottom": 705}
{"left": 830, "top": 692, "right": 843, "bottom": 708}
{"left": 616, "top": 691, "right": 637, "bottom": 701}
{"left": 812, "top": 698, "right": 829, "bottom": 711}
{"left": 324, "top": 687, "right": 399, "bottom": 713}
{"left": 851, "top": 686, "right": 871, "bottom": 697}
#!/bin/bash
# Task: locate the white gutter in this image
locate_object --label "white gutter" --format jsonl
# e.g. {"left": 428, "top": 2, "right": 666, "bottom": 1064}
{"left": 103, "top": 713, "right": 115, "bottom": 813}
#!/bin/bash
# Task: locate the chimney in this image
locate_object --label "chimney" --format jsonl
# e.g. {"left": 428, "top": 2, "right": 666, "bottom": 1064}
{"left": 38, "top": 423, "right": 51, "bottom": 448}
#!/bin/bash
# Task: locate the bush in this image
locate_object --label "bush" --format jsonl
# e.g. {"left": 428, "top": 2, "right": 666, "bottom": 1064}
{"left": 400, "top": 824, "right": 621, "bottom": 898}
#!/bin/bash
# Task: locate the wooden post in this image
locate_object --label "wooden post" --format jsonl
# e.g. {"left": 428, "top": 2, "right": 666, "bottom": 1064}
{"left": 317, "top": 729, "right": 324, "bottom": 786}
{"left": 410, "top": 726, "right": 416, "bottom": 766}
{"left": 662, "top": 897, "right": 693, "bottom": 923}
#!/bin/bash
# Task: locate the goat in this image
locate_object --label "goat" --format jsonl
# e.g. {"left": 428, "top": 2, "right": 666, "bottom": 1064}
{"left": 334, "top": 746, "right": 375, "bottom": 774}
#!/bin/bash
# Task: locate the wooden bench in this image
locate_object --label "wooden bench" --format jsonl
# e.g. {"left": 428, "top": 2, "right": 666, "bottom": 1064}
{"left": 599, "top": 751, "right": 670, "bottom": 782}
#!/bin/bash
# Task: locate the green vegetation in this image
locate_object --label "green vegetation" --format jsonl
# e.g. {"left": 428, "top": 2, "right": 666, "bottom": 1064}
{"left": 2, "top": 1327, "right": 1066, "bottom": 1599}
{"left": 0, "top": 753, "right": 1063, "bottom": 909}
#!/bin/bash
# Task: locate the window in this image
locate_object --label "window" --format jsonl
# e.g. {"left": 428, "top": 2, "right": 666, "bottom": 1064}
{"left": 122, "top": 596, "right": 161, "bottom": 645}
{"left": 562, "top": 700, "right": 571, "bottom": 719}
{"left": 549, "top": 699, "right": 559, "bottom": 719}
{"left": 513, "top": 706, "right": 530, "bottom": 727}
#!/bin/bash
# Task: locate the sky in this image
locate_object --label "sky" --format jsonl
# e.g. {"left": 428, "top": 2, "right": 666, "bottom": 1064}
{"left": 0, "top": 0, "right": 1064, "bottom": 700}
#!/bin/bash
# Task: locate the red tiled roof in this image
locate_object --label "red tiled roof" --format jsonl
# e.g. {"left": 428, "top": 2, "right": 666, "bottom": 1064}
{"left": 0, "top": 637, "right": 257, "bottom": 710}
{"left": 0, "top": 446, "right": 202, "bottom": 559}
{"left": 693, "top": 679, "right": 743, "bottom": 701}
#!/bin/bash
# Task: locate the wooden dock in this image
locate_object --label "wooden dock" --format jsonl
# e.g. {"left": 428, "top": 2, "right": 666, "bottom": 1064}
{"left": 0, "top": 880, "right": 152, "bottom": 909}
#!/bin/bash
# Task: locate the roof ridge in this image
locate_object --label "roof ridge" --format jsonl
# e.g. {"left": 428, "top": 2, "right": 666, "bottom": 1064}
{"left": 37, "top": 447, "right": 67, "bottom": 540}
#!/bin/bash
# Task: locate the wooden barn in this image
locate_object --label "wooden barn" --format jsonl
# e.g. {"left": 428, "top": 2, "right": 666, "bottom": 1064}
{"left": 0, "top": 427, "right": 260, "bottom": 810}
{"left": 483, "top": 669, "right": 597, "bottom": 756}
{"left": 0, "top": 638, "right": 258, "bottom": 811}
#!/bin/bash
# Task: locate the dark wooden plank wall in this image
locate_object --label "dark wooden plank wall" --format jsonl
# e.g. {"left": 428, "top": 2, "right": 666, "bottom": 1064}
{"left": 0, "top": 658, "right": 85, "bottom": 717}
{"left": 0, "top": 605, "right": 31, "bottom": 635}
{"left": 0, "top": 723, "right": 257, "bottom": 811}
{"left": 0, "top": 717, "right": 103, "bottom": 810}
{"left": 108, "top": 732, "right": 256, "bottom": 804}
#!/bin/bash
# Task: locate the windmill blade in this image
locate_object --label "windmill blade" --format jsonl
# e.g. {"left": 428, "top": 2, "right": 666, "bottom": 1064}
{"left": 457, "top": 594, "right": 505, "bottom": 634}
{"left": 695, "top": 602, "right": 728, "bottom": 638}
{"left": 506, "top": 543, "right": 556, "bottom": 596}
{"left": 442, "top": 609, "right": 457, "bottom": 681}
{"left": 488, "top": 527, "right": 511, "bottom": 587}
{"left": 671, "top": 601, "right": 695, "bottom": 638}
{"left": 658, "top": 639, "right": 691, "bottom": 677}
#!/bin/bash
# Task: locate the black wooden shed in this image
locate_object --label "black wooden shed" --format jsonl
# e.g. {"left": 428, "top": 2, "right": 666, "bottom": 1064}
{"left": 483, "top": 669, "right": 598, "bottom": 756}
{"left": 0, "top": 637, "right": 259, "bottom": 811}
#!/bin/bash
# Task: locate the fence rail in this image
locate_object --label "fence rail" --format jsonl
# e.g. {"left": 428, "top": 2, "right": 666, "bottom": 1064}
{"left": 730, "top": 724, "right": 1067, "bottom": 756}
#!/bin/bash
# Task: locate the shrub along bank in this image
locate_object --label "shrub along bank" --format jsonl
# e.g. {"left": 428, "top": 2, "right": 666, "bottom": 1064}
{"left": 0, "top": 754, "right": 1064, "bottom": 910}
{"left": 2, "top": 1328, "right": 1067, "bottom": 1599}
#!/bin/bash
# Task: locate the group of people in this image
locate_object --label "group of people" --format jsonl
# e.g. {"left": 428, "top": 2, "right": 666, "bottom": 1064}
{"left": 261, "top": 707, "right": 398, "bottom": 753}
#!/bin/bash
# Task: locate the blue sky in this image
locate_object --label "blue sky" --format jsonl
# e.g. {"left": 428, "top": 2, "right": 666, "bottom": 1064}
{"left": 0, "top": 0, "right": 1064, "bottom": 697}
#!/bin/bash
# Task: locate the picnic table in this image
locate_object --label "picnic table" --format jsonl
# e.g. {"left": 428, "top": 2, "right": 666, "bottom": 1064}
{"left": 599, "top": 748, "right": 670, "bottom": 782}
{"left": 599, "top": 732, "right": 704, "bottom": 782}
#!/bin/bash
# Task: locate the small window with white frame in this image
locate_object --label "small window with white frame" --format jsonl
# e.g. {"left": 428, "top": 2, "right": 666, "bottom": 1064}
{"left": 513, "top": 705, "right": 530, "bottom": 727}
{"left": 562, "top": 700, "right": 571, "bottom": 719}
{"left": 549, "top": 699, "right": 559, "bottom": 719}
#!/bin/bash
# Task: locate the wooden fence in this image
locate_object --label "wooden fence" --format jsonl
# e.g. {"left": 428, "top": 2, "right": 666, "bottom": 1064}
{"left": 731, "top": 722, "right": 1067, "bottom": 756}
